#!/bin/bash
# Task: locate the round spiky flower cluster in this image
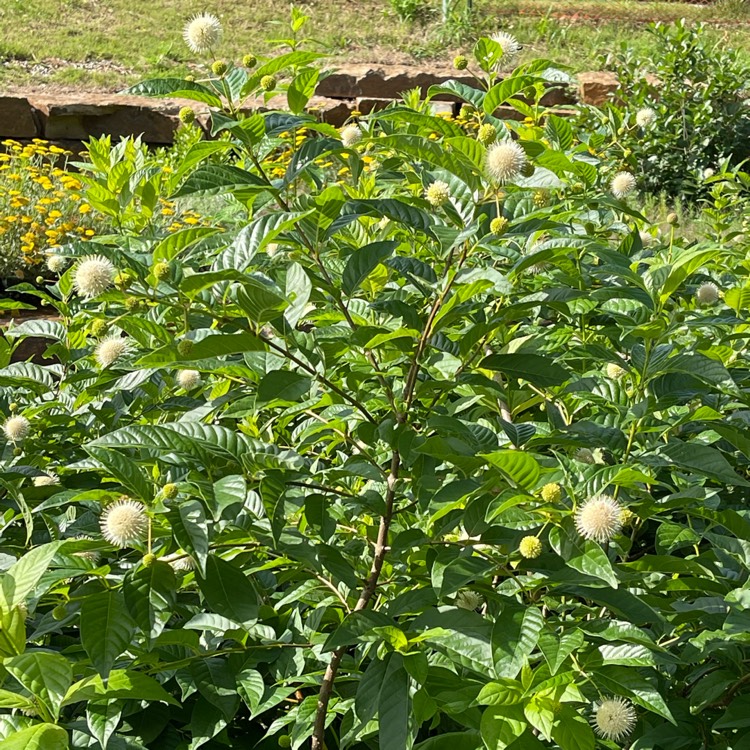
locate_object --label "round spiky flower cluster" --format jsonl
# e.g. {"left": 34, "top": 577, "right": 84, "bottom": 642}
{"left": 592, "top": 697, "right": 637, "bottom": 741}
{"left": 606, "top": 362, "right": 627, "bottom": 379}
{"left": 486, "top": 141, "right": 527, "bottom": 184}
{"left": 47, "top": 254, "right": 67, "bottom": 274}
{"left": 3, "top": 415, "right": 30, "bottom": 442}
{"left": 100, "top": 498, "right": 148, "bottom": 548}
{"left": 540, "top": 483, "right": 562, "bottom": 503}
{"left": 341, "top": 124, "right": 363, "bottom": 148}
{"left": 183, "top": 13, "right": 222, "bottom": 54}
{"left": 491, "top": 31, "right": 522, "bottom": 66}
{"left": 95, "top": 336, "right": 132, "bottom": 368}
{"left": 575, "top": 495, "right": 624, "bottom": 543}
{"left": 696, "top": 281, "right": 720, "bottom": 306}
{"left": 74, "top": 255, "right": 115, "bottom": 299}
{"left": 425, "top": 181, "right": 451, "bottom": 207}
{"left": 611, "top": 172, "right": 637, "bottom": 200}
{"left": 453, "top": 55, "right": 469, "bottom": 71}
{"left": 177, "top": 369, "right": 201, "bottom": 390}
{"left": 635, "top": 107, "right": 656, "bottom": 128}
{"left": 260, "top": 75, "right": 277, "bottom": 92}
{"left": 519, "top": 536, "right": 543, "bottom": 558}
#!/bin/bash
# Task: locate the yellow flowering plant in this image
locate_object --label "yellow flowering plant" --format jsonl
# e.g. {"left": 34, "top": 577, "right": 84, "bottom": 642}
{"left": 0, "top": 139, "right": 102, "bottom": 278}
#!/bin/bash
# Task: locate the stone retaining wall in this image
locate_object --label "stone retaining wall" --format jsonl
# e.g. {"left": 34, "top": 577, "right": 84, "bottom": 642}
{"left": 0, "top": 68, "right": 619, "bottom": 146}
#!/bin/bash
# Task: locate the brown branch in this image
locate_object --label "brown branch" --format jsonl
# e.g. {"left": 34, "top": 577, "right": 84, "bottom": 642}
{"left": 310, "top": 451, "right": 400, "bottom": 750}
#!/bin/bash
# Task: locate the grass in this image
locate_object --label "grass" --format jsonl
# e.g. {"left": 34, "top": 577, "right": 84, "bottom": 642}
{"left": 0, "top": 0, "right": 748, "bottom": 90}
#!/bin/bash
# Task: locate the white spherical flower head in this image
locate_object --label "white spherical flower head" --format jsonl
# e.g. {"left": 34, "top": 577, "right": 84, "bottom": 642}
{"left": 177, "top": 369, "right": 201, "bottom": 390}
{"left": 703, "top": 167, "right": 715, "bottom": 180}
{"left": 639, "top": 230, "right": 654, "bottom": 246}
{"left": 574, "top": 447, "right": 596, "bottom": 465}
{"left": 47, "top": 254, "right": 67, "bottom": 274}
{"left": 635, "top": 107, "right": 656, "bottom": 128}
{"left": 95, "top": 336, "right": 132, "bottom": 368}
{"left": 33, "top": 473, "right": 59, "bottom": 487}
{"left": 340, "top": 124, "right": 363, "bottom": 148}
{"left": 3, "top": 415, "right": 30, "bottom": 442}
{"left": 425, "top": 180, "right": 451, "bottom": 207}
{"left": 486, "top": 140, "right": 527, "bottom": 184}
{"left": 592, "top": 697, "right": 637, "bottom": 741}
{"left": 168, "top": 554, "right": 196, "bottom": 572}
{"left": 606, "top": 362, "right": 626, "bottom": 380}
{"left": 491, "top": 31, "right": 522, "bottom": 65}
{"left": 611, "top": 172, "right": 637, "bottom": 200}
{"left": 74, "top": 255, "right": 115, "bottom": 299}
{"left": 100, "top": 499, "right": 147, "bottom": 548}
{"left": 696, "top": 281, "right": 720, "bottom": 306}
{"left": 575, "top": 494, "right": 624, "bottom": 543}
{"left": 183, "top": 12, "right": 222, "bottom": 54}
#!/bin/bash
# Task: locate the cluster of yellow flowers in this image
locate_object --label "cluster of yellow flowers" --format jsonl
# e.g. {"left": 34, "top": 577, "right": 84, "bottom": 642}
{"left": 0, "top": 139, "right": 101, "bottom": 275}
{"left": 159, "top": 199, "right": 205, "bottom": 234}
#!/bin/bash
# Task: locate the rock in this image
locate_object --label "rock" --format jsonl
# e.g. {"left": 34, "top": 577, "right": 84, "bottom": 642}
{"left": 0, "top": 95, "right": 41, "bottom": 138}
{"left": 29, "top": 94, "right": 206, "bottom": 144}
{"left": 317, "top": 64, "right": 476, "bottom": 100}
{"left": 578, "top": 71, "right": 619, "bottom": 106}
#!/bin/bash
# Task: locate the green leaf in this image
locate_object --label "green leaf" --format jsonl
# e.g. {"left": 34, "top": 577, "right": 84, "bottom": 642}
{"left": 378, "top": 655, "right": 411, "bottom": 750}
{"left": 343, "top": 241, "right": 397, "bottom": 295}
{"left": 594, "top": 666, "right": 675, "bottom": 722}
{"left": 197, "top": 556, "right": 259, "bottom": 625}
{"left": 477, "top": 679, "right": 525, "bottom": 706}
{"left": 551, "top": 707, "right": 595, "bottom": 750}
{"left": 0, "top": 542, "right": 63, "bottom": 612}
{"left": 152, "top": 226, "right": 223, "bottom": 263}
{"left": 170, "top": 500, "right": 209, "bottom": 575}
{"left": 85, "top": 446, "right": 154, "bottom": 503}
{"left": 484, "top": 77, "right": 536, "bottom": 114}
{"left": 288, "top": 67, "right": 320, "bottom": 114}
{"left": 64, "top": 670, "right": 179, "bottom": 706}
{"left": 86, "top": 701, "right": 123, "bottom": 750}
{"left": 173, "top": 165, "right": 267, "bottom": 198}
{"left": 480, "top": 704, "right": 527, "bottom": 750}
{"left": 480, "top": 354, "right": 570, "bottom": 387}
{"left": 492, "top": 606, "right": 544, "bottom": 679}
{"left": 257, "top": 370, "right": 312, "bottom": 403}
{"left": 125, "top": 78, "right": 223, "bottom": 106}
{"left": 0, "top": 723, "right": 69, "bottom": 750}
{"left": 482, "top": 451, "right": 540, "bottom": 490}
{"left": 4, "top": 652, "right": 72, "bottom": 722}
{"left": 123, "top": 562, "right": 177, "bottom": 638}
{"left": 537, "top": 630, "right": 584, "bottom": 675}
{"left": 80, "top": 591, "right": 136, "bottom": 678}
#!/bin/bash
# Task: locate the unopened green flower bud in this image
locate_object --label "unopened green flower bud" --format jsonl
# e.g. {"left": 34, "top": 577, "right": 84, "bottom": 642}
{"left": 51, "top": 604, "right": 68, "bottom": 621}
{"left": 124, "top": 296, "right": 140, "bottom": 312}
{"left": 142, "top": 553, "right": 158, "bottom": 567}
{"left": 153, "top": 261, "right": 170, "bottom": 281}
{"left": 490, "top": 216, "right": 508, "bottom": 235}
{"left": 179, "top": 106, "right": 196, "bottom": 125}
{"left": 278, "top": 736, "right": 292, "bottom": 748}
{"left": 211, "top": 60, "right": 228, "bottom": 76}
{"left": 114, "top": 271, "right": 133, "bottom": 290}
{"left": 242, "top": 54, "right": 257, "bottom": 68}
{"left": 184, "top": 74, "right": 196, "bottom": 82}
{"left": 90, "top": 319, "right": 108, "bottom": 337}
{"left": 162, "top": 483, "right": 179, "bottom": 500}
{"left": 533, "top": 190, "right": 548, "bottom": 208}
{"left": 177, "top": 339, "right": 194, "bottom": 357}
{"left": 453, "top": 55, "right": 469, "bottom": 71}
{"left": 35, "top": 276, "right": 45, "bottom": 285}
{"left": 8, "top": 402, "right": 17, "bottom": 412}
{"left": 666, "top": 212, "right": 679, "bottom": 226}
{"left": 260, "top": 75, "right": 277, "bottom": 92}
{"left": 477, "top": 123, "right": 497, "bottom": 146}
{"left": 520, "top": 161, "right": 535, "bottom": 177}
